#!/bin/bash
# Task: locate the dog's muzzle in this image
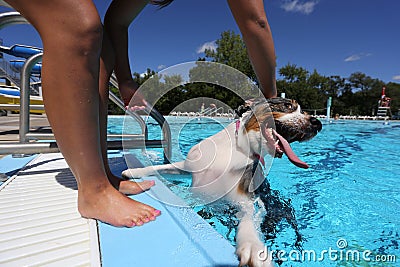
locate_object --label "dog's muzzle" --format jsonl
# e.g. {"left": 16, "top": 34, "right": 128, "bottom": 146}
{"left": 275, "top": 115, "right": 322, "bottom": 143}
{"left": 260, "top": 98, "right": 323, "bottom": 169}
{"left": 261, "top": 124, "right": 311, "bottom": 169}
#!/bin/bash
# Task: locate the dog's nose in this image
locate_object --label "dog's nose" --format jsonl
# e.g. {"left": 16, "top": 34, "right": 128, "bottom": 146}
{"left": 310, "top": 117, "right": 322, "bottom": 132}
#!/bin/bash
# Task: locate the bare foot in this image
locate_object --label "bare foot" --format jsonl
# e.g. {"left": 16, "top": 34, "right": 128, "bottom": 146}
{"left": 108, "top": 173, "right": 155, "bottom": 195}
{"left": 78, "top": 182, "right": 161, "bottom": 227}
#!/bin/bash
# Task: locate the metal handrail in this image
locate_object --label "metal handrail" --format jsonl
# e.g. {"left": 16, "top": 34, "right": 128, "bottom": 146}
{"left": 0, "top": 11, "right": 172, "bottom": 162}
{"left": 109, "top": 74, "right": 172, "bottom": 162}
{"left": 0, "top": 11, "right": 27, "bottom": 29}
{"left": 108, "top": 74, "right": 147, "bottom": 137}
{"left": 19, "top": 53, "right": 42, "bottom": 143}
{"left": 0, "top": 104, "right": 44, "bottom": 110}
{"left": 0, "top": 56, "right": 171, "bottom": 159}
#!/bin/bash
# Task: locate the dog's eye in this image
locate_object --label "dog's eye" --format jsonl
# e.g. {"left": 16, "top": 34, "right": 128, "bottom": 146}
{"left": 285, "top": 103, "right": 293, "bottom": 109}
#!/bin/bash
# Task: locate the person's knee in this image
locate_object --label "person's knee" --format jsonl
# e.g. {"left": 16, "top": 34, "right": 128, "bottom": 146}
{"left": 28, "top": 4, "right": 103, "bottom": 55}
{"left": 71, "top": 15, "right": 103, "bottom": 55}
{"left": 40, "top": 12, "right": 103, "bottom": 57}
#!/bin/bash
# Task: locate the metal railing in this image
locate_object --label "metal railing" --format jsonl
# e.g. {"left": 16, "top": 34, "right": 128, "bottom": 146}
{"left": 109, "top": 74, "right": 172, "bottom": 162}
{"left": 0, "top": 54, "right": 41, "bottom": 93}
{"left": 0, "top": 11, "right": 171, "bottom": 162}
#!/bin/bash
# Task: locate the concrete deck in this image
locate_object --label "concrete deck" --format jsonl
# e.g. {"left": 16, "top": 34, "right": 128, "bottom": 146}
{"left": 0, "top": 113, "right": 51, "bottom": 158}
{"left": 0, "top": 113, "right": 50, "bottom": 143}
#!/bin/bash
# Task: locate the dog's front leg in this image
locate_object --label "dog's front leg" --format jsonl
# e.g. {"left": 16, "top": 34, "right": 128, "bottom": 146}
{"left": 235, "top": 201, "right": 275, "bottom": 267}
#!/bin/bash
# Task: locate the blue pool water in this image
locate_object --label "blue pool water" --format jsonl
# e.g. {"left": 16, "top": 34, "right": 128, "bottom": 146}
{"left": 110, "top": 116, "right": 400, "bottom": 266}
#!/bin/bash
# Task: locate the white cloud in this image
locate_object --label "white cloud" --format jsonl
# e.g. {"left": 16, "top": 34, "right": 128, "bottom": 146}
{"left": 344, "top": 54, "right": 361, "bottom": 62}
{"left": 392, "top": 75, "right": 400, "bottom": 81}
{"left": 157, "top": 64, "right": 166, "bottom": 70}
{"left": 196, "top": 41, "right": 217, "bottom": 54}
{"left": 344, "top": 52, "right": 372, "bottom": 62}
{"left": 281, "top": 0, "right": 319, "bottom": 15}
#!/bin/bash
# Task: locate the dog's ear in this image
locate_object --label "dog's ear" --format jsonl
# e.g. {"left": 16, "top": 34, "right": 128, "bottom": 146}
{"left": 234, "top": 97, "right": 265, "bottom": 118}
{"left": 243, "top": 103, "right": 274, "bottom": 132}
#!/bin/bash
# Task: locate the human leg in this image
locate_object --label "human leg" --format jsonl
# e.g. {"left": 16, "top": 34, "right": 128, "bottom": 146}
{"left": 227, "top": 0, "right": 277, "bottom": 98}
{"left": 98, "top": 20, "right": 155, "bottom": 195}
{"left": 5, "top": 0, "right": 160, "bottom": 226}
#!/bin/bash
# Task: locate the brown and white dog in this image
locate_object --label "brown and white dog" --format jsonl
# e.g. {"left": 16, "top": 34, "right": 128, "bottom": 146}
{"left": 122, "top": 97, "right": 322, "bottom": 267}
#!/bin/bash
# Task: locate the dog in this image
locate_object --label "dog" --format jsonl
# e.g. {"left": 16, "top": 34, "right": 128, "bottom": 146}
{"left": 122, "top": 97, "right": 322, "bottom": 267}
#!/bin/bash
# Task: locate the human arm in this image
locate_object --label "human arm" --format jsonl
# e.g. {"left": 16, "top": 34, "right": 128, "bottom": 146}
{"left": 227, "top": 0, "right": 277, "bottom": 98}
{"left": 103, "top": 0, "right": 149, "bottom": 107}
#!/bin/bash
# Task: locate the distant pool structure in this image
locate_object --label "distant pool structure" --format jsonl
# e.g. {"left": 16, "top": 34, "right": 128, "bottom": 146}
{"left": 108, "top": 116, "right": 400, "bottom": 266}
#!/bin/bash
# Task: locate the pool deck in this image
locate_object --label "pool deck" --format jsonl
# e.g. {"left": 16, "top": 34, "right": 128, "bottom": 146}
{"left": 0, "top": 152, "right": 239, "bottom": 267}
{"left": 0, "top": 153, "right": 100, "bottom": 267}
{"left": 0, "top": 113, "right": 51, "bottom": 144}
{"left": 0, "top": 114, "right": 51, "bottom": 160}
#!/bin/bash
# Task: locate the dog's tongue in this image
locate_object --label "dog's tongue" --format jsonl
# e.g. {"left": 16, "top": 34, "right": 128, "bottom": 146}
{"left": 273, "top": 129, "right": 309, "bottom": 169}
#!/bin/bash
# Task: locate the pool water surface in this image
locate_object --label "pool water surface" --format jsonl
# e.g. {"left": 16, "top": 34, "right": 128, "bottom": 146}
{"left": 110, "top": 116, "right": 399, "bottom": 266}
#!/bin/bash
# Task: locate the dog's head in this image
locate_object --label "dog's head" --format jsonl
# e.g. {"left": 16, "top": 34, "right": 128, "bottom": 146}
{"left": 237, "top": 97, "right": 322, "bottom": 168}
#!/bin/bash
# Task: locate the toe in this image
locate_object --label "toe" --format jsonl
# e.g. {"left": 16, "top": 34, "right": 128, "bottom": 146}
{"left": 132, "top": 217, "right": 144, "bottom": 226}
{"left": 139, "top": 180, "right": 155, "bottom": 190}
{"left": 153, "top": 209, "right": 161, "bottom": 217}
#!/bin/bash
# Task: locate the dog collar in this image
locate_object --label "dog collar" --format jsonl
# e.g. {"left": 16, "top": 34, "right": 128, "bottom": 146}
{"left": 235, "top": 120, "right": 241, "bottom": 136}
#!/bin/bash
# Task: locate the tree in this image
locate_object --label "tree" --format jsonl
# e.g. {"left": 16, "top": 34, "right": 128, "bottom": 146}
{"left": 107, "top": 85, "right": 125, "bottom": 115}
{"left": 107, "top": 68, "right": 158, "bottom": 115}
{"left": 347, "top": 72, "right": 385, "bottom": 115}
{"left": 277, "top": 64, "right": 326, "bottom": 113}
{"left": 106, "top": 30, "right": 400, "bottom": 117}
{"left": 386, "top": 82, "right": 400, "bottom": 113}
{"left": 204, "top": 30, "right": 257, "bottom": 84}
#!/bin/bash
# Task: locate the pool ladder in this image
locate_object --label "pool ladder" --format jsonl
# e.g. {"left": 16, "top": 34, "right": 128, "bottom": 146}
{"left": 0, "top": 9, "right": 172, "bottom": 162}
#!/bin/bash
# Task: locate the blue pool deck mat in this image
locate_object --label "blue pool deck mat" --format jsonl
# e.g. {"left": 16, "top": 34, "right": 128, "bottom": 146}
{"left": 0, "top": 154, "right": 36, "bottom": 177}
{"left": 102, "top": 155, "right": 239, "bottom": 267}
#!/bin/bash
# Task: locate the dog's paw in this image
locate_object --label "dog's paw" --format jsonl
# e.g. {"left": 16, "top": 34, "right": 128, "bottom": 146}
{"left": 236, "top": 241, "right": 275, "bottom": 267}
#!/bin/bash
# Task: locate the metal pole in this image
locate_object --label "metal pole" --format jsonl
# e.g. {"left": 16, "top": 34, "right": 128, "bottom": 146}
{"left": 326, "top": 97, "right": 332, "bottom": 121}
{"left": 19, "top": 53, "right": 42, "bottom": 143}
{"left": 108, "top": 74, "right": 148, "bottom": 138}
{"left": 0, "top": 142, "right": 59, "bottom": 155}
{"left": 148, "top": 107, "right": 172, "bottom": 163}
{"left": 0, "top": 11, "right": 28, "bottom": 30}
{"left": 109, "top": 73, "right": 172, "bottom": 162}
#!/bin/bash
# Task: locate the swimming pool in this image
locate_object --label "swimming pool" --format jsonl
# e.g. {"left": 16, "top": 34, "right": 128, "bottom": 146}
{"left": 110, "top": 116, "right": 399, "bottom": 266}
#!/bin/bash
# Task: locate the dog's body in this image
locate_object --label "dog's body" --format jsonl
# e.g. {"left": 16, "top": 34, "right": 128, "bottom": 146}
{"left": 123, "top": 98, "right": 322, "bottom": 267}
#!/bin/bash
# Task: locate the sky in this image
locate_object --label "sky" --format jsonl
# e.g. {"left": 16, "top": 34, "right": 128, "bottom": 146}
{"left": 0, "top": 0, "right": 399, "bottom": 83}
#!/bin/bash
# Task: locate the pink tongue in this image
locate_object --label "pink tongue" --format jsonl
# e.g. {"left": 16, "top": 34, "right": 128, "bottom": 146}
{"left": 272, "top": 129, "right": 309, "bottom": 169}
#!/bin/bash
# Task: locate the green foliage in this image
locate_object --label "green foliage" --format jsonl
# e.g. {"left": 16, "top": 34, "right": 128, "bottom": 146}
{"left": 277, "top": 64, "right": 398, "bottom": 116}
{"left": 386, "top": 82, "right": 400, "bottom": 112}
{"left": 277, "top": 64, "right": 328, "bottom": 113}
{"left": 107, "top": 68, "right": 156, "bottom": 115}
{"left": 107, "top": 85, "right": 124, "bottom": 115}
{"left": 107, "top": 31, "right": 399, "bottom": 117}
{"left": 204, "top": 30, "right": 257, "bottom": 84}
